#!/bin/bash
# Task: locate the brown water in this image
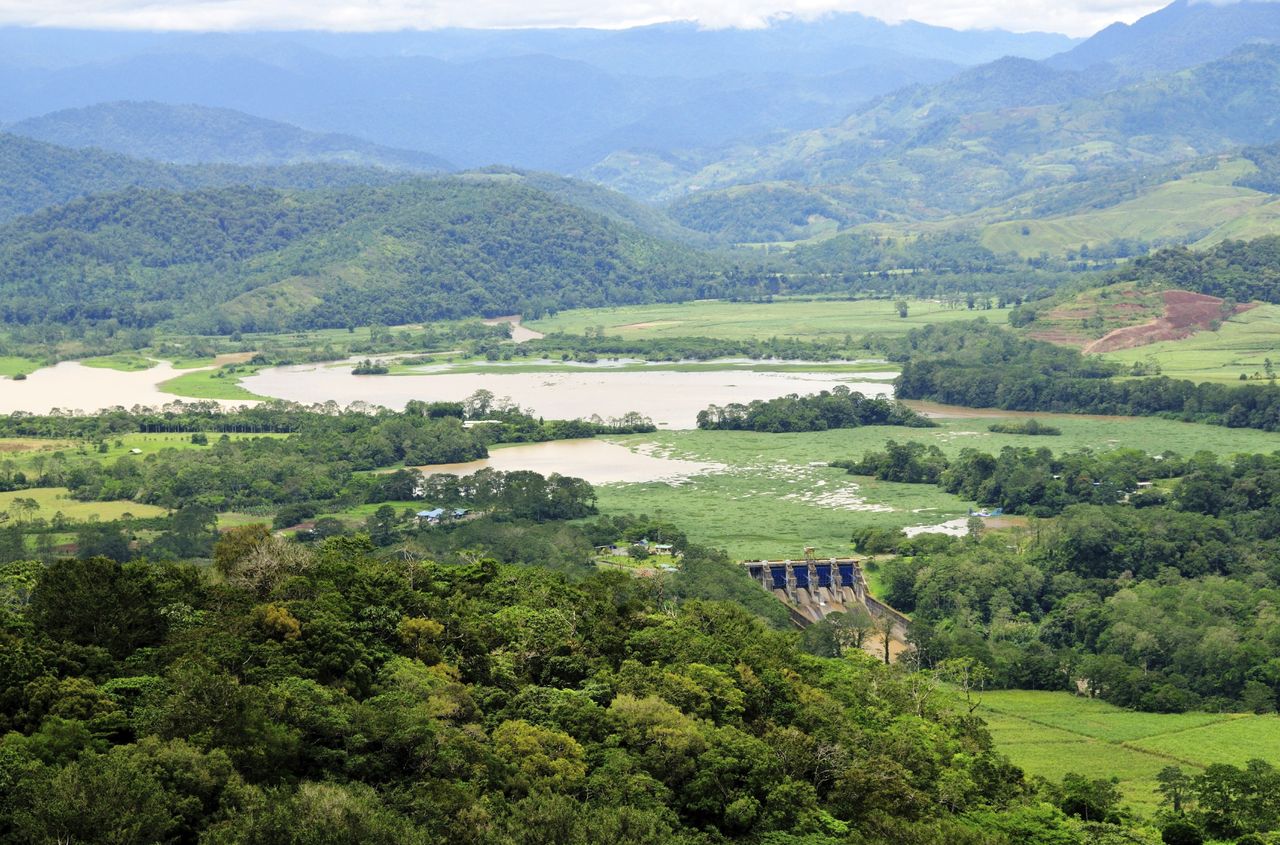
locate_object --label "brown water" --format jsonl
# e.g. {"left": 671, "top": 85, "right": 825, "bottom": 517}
{"left": 0, "top": 361, "right": 242, "bottom": 414}
{"left": 417, "top": 438, "right": 722, "bottom": 484}
{"left": 241, "top": 364, "right": 895, "bottom": 428}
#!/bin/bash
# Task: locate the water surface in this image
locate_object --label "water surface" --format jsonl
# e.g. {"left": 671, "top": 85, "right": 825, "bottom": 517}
{"left": 243, "top": 363, "right": 895, "bottom": 428}
{"left": 417, "top": 439, "right": 722, "bottom": 484}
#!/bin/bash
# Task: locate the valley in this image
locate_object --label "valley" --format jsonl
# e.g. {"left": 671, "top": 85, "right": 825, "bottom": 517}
{"left": 5, "top": 3, "right": 1280, "bottom": 843}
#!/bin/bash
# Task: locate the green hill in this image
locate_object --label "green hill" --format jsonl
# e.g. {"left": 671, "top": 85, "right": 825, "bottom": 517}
{"left": 0, "top": 132, "right": 414, "bottom": 223}
{"left": 0, "top": 178, "right": 715, "bottom": 333}
{"left": 636, "top": 44, "right": 1280, "bottom": 240}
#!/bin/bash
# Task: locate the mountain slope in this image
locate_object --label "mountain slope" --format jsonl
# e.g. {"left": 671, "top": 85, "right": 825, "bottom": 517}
{"left": 0, "top": 132, "right": 417, "bottom": 223}
{"left": 0, "top": 179, "right": 716, "bottom": 332}
{"left": 1049, "top": 0, "right": 1280, "bottom": 76}
{"left": 8, "top": 101, "right": 453, "bottom": 171}
{"left": 0, "top": 17, "right": 1076, "bottom": 173}
{"left": 640, "top": 44, "right": 1280, "bottom": 238}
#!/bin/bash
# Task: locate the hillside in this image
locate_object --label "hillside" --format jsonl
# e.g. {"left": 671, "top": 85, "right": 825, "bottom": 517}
{"left": 0, "top": 179, "right": 716, "bottom": 333}
{"left": 0, "top": 132, "right": 414, "bottom": 223}
{"left": 1049, "top": 0, "right": 1280, "bottom": 76}
{"left": 627, "top": 43, "right": 1280, "bottom": 239}
{"left": 0, "top": 15, "right": 1074, "bottom": 174}
{"left": 8, "top": 101, "right": 454, "bottom": 171}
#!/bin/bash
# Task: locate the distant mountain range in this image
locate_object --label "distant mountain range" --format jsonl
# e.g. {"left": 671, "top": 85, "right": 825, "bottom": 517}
{"left": 6, "top": 102, "right": 453, "bottom": 171}
{"left": 0, "top": 16, "right": 1073, "bottom": 171}
{"left": 5, "top": 1, "right": 1280, "bottom": 258}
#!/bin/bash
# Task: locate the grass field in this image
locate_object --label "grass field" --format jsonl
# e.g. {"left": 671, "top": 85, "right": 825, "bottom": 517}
{"left": 981, "top": 159, "right": 1280, "bottom": 257}
{"left": 0, "top": 487, "right": 166, "bottom": 522}
{"left": 1103, "top": 303, "right": 1280, "bottom": 383}
{"left": 594, "top": 411, "right": 1280, "bottom": 562}
{"left": 158, "top": 367, "right": 267, "bottom": 401}
{"left": 0, "top": 356, "right": 43, "bottom": 378}
{"left": 979, "top": 690, "right": 1280, "bottom": 813}
{"left": 526, "top": 298, "right": 982, "bottom": 341}
{"left": 81, "top": 353, "right": 157, "bottom": 372}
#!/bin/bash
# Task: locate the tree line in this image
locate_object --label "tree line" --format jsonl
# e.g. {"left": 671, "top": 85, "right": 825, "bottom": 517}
{"left": 696, "top": 386, "right": 933, "bottom": 433}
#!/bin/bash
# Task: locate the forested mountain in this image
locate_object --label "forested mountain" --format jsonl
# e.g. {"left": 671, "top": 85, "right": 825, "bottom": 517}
{"left": 0, "top": 18, "right": 1072, "bottom": 172}
{"left": 0, "top": 133, "right": 415, "bottom": 223}
{"left": 7, "top": 101, "right": 453, "bottom": 171}
{"left": 647, "top": 43, "right": 1280, "bottom": 238}
{"left": 0, "top": 178, "right": 716, "bottom": 332}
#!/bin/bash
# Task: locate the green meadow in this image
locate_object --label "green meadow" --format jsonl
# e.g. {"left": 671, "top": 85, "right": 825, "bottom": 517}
{"left": 1103, "top": 303, "right": 1280, "bottom": 383}
{"left": 158, "top": 366, "right": 267, "bottom": 401}
{"left": 527, "top": 297, "right": 982, "bottom": 341}
{"left": 594, "top": 411, "right": 1280, "bottom": 562}
{"left": 0, "top": 356, "right": 42, "bottom": 378}
{"left": 979, "top": 690, "right": 1280, "bottom": 813}
{"left": 981, "top": 159, "right": 1280, "bottom": 257}
{"left": 0, "top": 487, "right": 166, "bottom": 522}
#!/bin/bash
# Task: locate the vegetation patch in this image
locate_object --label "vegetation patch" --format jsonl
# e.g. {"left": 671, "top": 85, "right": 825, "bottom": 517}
{"left": 979, "top": 690, "right": 1274, "bottom": 812}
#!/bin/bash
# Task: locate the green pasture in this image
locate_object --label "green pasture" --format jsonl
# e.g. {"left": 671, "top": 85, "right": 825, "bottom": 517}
{"left": 80, "top": 353, "right": 156, "bottom": 372}
{"left": 0, "top": 356, "right": 43, "bottom": 378}
{"left": 526, "top": 298, "right": 982, "bottom": 341}
{"left": 0, "top": 487, "right": 166, "bottom": 522}
{"left": 979, "top": 690, "right": 1280, "bottom": 813}
{"left": 1103, "top": 303, "right": 1280, "bottom": 383}
{"left": 980, "top": 159, "right": 1279, "bottom": 257}
{"left": 158, "top": 367, "right": 267, "bottom": 401}
{"left": 594, "top": 411, "right": 1280, "bottom": 561}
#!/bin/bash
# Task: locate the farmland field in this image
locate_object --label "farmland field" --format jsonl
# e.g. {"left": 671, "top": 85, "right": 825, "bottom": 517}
{"left": 526, "top": 297, "right": 982, "bottom": 341}
{"left": 979, "top": 690, "right": 1280, "bottom": 813}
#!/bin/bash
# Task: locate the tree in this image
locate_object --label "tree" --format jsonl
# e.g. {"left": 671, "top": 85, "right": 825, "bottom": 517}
{"left": 1157, "top": 766, "right": 1193, "bottom": 815}
{"left": 213, "top": 524, "right": 272, "bottom": 578}
{"left": 895, "top": 299, "right": 909, "bottom": 318}
{"left": 11, "top": 752, "right": 178, "bottom": 845}
{"left": 1058, "top": 772, "right": 1121, "bottom": 822}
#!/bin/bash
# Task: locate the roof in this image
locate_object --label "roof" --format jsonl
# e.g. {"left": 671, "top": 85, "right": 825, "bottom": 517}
{"left": 418, "top": 508, "right": 446, "bottom": 518}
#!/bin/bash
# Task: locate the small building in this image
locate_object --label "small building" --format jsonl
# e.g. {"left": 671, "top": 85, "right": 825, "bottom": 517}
{"left": 452, "top": 508, "right": 469, "bottom": 518}
{"left": 417, "top": 508, "right": 446, "bottom": 525}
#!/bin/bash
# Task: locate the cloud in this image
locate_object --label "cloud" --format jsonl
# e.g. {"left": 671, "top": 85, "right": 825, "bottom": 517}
{"left": 0, "top": 0, "right": 1175, "bottom": 37}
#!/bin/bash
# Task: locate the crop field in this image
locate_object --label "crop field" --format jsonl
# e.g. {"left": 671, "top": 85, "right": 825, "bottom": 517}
{"left": 0, "top": 487, "right": 166, "bottom": 522}
{"left": 1103, "top": 303, "right": 1280, "bottom": 383}
{"left": 979, "top": 690, "right": 1280, "bottom": 813}
{"left": 526, "top": 297, "right": 982, "bottom": 341}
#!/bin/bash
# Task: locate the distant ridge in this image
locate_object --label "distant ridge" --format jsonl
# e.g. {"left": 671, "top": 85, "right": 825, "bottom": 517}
{"left": 1049, "top": 0, "right": 1280, "bottom": 75}
{"left": 8, "top": 101, "right": 454, "bottom": 172}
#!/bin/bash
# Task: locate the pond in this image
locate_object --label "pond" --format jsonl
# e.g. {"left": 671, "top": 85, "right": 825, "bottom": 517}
{"left": 416, "top": 438, "right": 724, "bottom": 484}
{"left": 242, "top": 362, "right": 896, "bottom": 428}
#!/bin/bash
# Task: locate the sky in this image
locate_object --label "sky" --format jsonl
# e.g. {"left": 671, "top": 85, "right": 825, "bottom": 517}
{"left": 0, "top": 0, "right": 1189, "bottom": 38}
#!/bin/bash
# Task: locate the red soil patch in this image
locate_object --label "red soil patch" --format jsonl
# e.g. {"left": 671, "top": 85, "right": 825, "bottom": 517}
{"left": 1083, "top": 291, "right": 1256, "bottom": 354}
